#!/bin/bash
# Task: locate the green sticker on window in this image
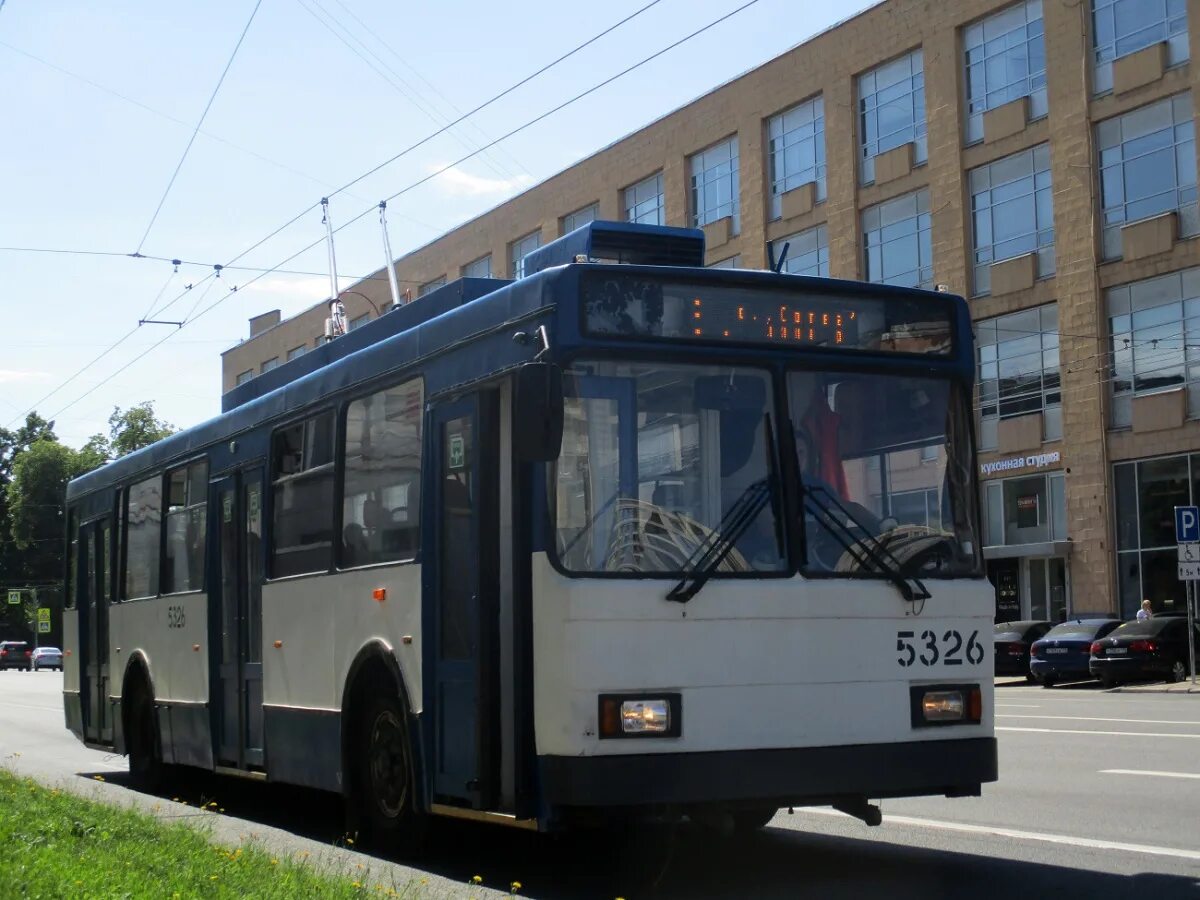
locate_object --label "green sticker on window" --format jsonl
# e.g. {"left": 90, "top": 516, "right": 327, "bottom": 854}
{"left": 448, "top": 433, "right": 465, "bottom": 470}
{"left": 222, "top": 495, "right": 233, "bottom": 523}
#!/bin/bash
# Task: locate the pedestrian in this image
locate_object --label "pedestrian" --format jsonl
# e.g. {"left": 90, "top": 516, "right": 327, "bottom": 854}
{"left": 1137, "top": 598, "right": 1152, "bottom": 621}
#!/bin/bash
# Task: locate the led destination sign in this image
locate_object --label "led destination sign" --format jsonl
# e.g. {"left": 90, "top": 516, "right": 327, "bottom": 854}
{"left": 582, "top": 273, "right": 955, "bottom": 355}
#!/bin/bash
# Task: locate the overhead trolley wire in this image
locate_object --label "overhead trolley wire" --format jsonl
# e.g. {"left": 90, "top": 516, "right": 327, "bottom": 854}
{"left": 35, "top": 0, "right": 759, "bottom": 426}
{"left": 133, "top": 0, "right": 265, "bottom": 254}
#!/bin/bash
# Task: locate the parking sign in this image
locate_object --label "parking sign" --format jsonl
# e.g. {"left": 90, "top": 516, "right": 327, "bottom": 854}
{"left": 1176, "top": 506, "right": 1200, "bottom": 543}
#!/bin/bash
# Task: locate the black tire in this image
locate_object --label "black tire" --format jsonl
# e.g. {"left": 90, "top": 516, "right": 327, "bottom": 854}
{"left": 352, "top": 693, "right": 426, "bottom": 853}
{"left": 1101, "top": 676, "right": 1117, "bottom": 689}
{"left": 126, "top": 681, "right": 164, "bottom": 791}
{"left": 1024, "top": 673, "right": 1036, "bottom": 684}
{"left": 1041, "top": 676, "right": 1056, "bottom": 689}
{"left": 732, "top": 806, "right": 778, "bottom": 834}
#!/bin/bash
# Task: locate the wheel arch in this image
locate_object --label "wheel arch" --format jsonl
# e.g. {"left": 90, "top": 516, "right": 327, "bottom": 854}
{"left": 118, "top": 650, "right": 156, "bottom": 756}
{"left": 340, "top": 640, "right": 423, "bottom": 802}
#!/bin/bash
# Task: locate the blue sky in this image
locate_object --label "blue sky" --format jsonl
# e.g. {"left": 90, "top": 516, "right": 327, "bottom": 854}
{"left": 0, "top": 0, "right": 875, "bottom": 446}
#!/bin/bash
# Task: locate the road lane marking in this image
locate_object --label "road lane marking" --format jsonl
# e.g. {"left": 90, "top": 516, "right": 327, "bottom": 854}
{"left": 998, "top": 714, "right": 1200, "bottom": 725}
{"left": 796, "top": 808, "right": 1200, "bottom": 862}
{"left": 994, "top": 703, "right": 1042, "bottom": 708}
{"left": 0, "top": 701, "right": 61, "bottom": 711}
{"left": 998, "top": 726, "right": 1200, "bottom": 738}
{"left": 1100, "top": 768, "right": 1200, "bottom": 780}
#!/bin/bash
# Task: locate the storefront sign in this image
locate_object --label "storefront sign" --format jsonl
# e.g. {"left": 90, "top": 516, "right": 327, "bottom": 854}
{"left": 1016, "top": 495, "right": 1039, "bottom": 528}
{"left": 979, "top": 450, "right": 1061, "bottom": 477}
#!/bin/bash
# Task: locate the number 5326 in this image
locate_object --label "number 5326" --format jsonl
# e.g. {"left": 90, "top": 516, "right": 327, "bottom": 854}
{"left": 896, "top": 629, "right": 983, "bottom": 667}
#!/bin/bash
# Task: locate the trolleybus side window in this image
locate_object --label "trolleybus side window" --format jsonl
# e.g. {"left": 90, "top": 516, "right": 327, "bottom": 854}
{"left": 163, "top": 459, "right": 208, "bottom": 594}
{"left": 124, "top": 474, "right": 162, "bottom": 599}
{"left": 342, "top": 378, "right": 423, "bottom": 568}
{"left": 271, "top": 411, "right": 335, "bottom": 578}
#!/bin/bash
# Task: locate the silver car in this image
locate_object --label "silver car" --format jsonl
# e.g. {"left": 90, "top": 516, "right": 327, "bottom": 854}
{"left": 32, "top": 647, "right": 62, "bottom": 671}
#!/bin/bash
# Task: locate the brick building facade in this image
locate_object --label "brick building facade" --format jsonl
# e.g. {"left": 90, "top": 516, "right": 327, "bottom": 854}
{"left": 222, "top": 0, "right": 1200, "bottom": 621}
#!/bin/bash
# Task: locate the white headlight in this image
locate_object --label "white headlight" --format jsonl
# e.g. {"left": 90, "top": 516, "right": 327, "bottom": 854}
{"left": 620, "top": 699, "right": 671, "bottom": 734}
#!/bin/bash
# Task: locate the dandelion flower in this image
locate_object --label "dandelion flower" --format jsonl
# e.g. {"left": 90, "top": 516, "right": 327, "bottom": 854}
{"left": 352, "top": 882, "right": 362, "bottom": 889}
{"left": 511, "top": 881, "right": 522, "bottom": 893}
{"left": 471, "top": 875, "right": 483, "bottom": 885}
{"left": 92, "top": 775, "right": 105, "bottom": 782}
{"left": 270, "top": 859, "right": 278, "bottom": 866}
{"left": 347, "top": 836, "right": 355, "bottom": 845}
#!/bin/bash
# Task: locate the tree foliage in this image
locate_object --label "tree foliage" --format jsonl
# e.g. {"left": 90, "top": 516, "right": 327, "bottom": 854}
{"left": 85, "top": 402, "right": 176, "bottom": 461}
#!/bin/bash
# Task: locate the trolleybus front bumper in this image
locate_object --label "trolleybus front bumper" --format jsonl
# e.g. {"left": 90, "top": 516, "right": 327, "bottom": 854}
{"left": 539, "top": 736, "right": 997, "bottom": 809}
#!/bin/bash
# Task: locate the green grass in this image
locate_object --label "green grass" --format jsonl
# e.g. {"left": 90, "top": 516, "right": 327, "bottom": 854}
{"left": 0, "top": 769, "right": 428, "bottom": 899}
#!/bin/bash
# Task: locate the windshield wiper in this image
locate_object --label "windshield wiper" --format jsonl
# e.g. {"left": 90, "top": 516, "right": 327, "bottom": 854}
{"left": 803, "top": 484, "right": 931, "bottom": 603}
{"left": 667, "top": 414, "right": 779, "bottom": 604}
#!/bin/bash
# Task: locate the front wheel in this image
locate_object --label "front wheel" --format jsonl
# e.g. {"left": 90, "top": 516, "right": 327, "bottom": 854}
{"left": 732, "top": 806, "right": 778, "bottom": 834}
{"left": 127, "top": 684, "right": 164, "bottom": 791}
{"left": 353, "top": 694, "right": 426, "bottom": 853}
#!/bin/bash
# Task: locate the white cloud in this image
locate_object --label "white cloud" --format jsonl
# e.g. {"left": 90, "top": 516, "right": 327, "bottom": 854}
{"left": 0, "top": 369, "right": 49, "bottom": 384}
{"left": 427, "top": 165, "right": 534, "bottom": 197}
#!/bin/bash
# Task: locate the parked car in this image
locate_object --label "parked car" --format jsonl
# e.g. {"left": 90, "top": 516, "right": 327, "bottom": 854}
{"left": 31, "top": 646, "right": 63, "bottom": 671}
{"left": 0, "top": 641, "right": 32, "bottom": 671}
{"left": 1029, "top": 618, "right": 1122, "bottom": 687}
{"left": 1089, "top": 616, "right": 1200, "bottom": 686}
{"left": 994, "top": 620, "right": 1052, "bottom": 679}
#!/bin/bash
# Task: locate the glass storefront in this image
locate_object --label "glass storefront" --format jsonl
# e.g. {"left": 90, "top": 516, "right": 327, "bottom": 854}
{"left": 983, "top": 468, "right": 1071, "bottom": 622}
{"left": 1113, "top": 452, "right": 1199, "bottom": 618}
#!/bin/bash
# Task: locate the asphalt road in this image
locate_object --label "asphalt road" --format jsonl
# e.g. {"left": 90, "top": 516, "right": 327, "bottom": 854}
{"left": 2, "top": 672, "right": 1198, "bottom": 899}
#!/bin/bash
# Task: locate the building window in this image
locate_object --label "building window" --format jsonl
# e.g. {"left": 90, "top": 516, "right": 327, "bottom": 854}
{"left": 969, "top": 143, "right": 1055, "bottom": 296}
{"left": 1093, "top": 0, "right": 1188, "bottom": 95}
{"left": 981, "top": 470, "right": 1067, "bottom": 547}
{"left": 976, "top": 304, "right": 1061, "bottom": 451}
{"left": 1097, "top": 93, "right": 1198, "bottom": 259}
{"left": 964, "top": 0, "right": 1047, "bottom": 144}
{"left": 463, "top": 254, "right": 492, "bottom": 279}
{"left": 623, "top": 172, "right": 664, "bottom": 226}
{"left": 271, "top": 411, "right": 335, "bottom": 578}
{"left": 689, "top": 137, "right": 740, "bottom": 233}
{"left": 1107, "top": 266, "right": 1200, "bottom": 427}
{"left": 163, "top": 459, "right": 207, "bottom": 594}
{"left": 889, "top": 487, "right": 941, "bottom": 528}
{"left": 260, "top": 357, "right": 279, "bottom": 374}
{"left": 858, "top": 50, "right": 926, "bottom": 184}
{"left": 286, "top": 344, "right": 306, "bottom": 361}
{"left": 124, "top": 475, "right": 162, "bottom": 600}
{"left": 342, "top": 378, "right": 423, "bottom": 567}
{"left": 418, "top": 277, "right": 446, "bottom": 298}
{"left": 767, "top": 96, "right": 825, "bottom": 219}
{"left": 235, "top": 370, "right": 253, "bottom": 386}
{"left": 771, "top": 225, "right": 829, "bottom": 278}
{"left": 562, "top": 203, "right": 598, "bottom": 234}
{"left": 510, "top": 230, "right": 541, "bottom": 278}
{"left": 348, "top": 313, "right": 370, "bottom": 331}
{"left": 862, "top": 189, "right": 933, "bottom": 288}
{"left": 707, "top": 256, "right": 741, "bottom": 269}
{"left": 1113, "top": 452, "right": 1198, "bottom": 617}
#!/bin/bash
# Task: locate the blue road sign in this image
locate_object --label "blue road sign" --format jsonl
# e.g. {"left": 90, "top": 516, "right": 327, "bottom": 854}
{"left": 1176, "top": 506, "right": 1200, "bottom": 543}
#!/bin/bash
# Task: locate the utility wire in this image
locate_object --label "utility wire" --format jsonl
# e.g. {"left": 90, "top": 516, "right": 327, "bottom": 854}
{"left": 134, "top": 0, "right": 264, "bottom": 253}
{"left": 41, "top": 0, "right": 762, "bottom": 426}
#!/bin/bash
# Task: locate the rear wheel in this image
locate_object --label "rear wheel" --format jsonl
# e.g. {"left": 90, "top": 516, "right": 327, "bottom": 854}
{"left": 353, "top": 694, "right": 426, "bottom": 853}
{"left": 1040, "top": 676, "right": 1056, "bottom": 688}
{"left": 126, "top": 682, "right": 164, "bottom": 791}
{"left": 1024, "top": 673, "right": 1035, "bottom": 683}
{"left": 1101, "top": 675, "right": 1117, "bottom": 689}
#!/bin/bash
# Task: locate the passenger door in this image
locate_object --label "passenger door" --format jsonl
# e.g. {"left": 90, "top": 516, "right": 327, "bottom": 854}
{"left": 211, "top": 468, "right": 265, "bottom": 768}
{"left": 79, "top": 518, "right": 112, "bottom": 743}
{"left": 426, "top": 393, "right": 499, "bottom": 808}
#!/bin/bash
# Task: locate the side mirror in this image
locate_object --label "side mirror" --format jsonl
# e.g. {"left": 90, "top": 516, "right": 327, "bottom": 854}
{"left": 513, "top": 362, "right": 564, "bottom": 462}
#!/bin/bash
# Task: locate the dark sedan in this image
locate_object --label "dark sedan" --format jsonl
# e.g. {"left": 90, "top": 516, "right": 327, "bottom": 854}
{"left": 1030, "top": 618, "right": 1122, "bottom": 686}
{"left": 1089, "top": 616, "right": 1200, "bottom": 687}
{"left": 994, "top": 620, "right": 1052, "bottom": 679}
